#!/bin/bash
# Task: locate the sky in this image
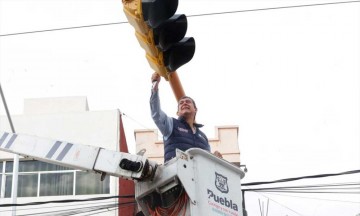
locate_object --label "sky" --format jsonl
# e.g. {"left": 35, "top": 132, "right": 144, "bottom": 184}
{"left": 0, "top": 0, "right": 359, "bottom": 215}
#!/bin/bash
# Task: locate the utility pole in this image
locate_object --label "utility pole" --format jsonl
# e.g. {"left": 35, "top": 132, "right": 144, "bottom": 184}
{"left": 0, "top": 84, "right": 18, "bottom": 216}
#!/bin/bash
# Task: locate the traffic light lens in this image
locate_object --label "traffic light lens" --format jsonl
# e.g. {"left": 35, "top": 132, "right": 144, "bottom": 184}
{"left": 142, "top": 0, "right": 179, "bottom": 28}
{"left": 163, "top": 37, "right": 195, "bottom": 72}
{"left": 154, "top": 14, "right": 188, "bottom": 51}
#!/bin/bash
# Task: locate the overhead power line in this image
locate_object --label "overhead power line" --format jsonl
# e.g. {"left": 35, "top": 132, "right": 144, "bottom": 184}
{"left": 0, "top": 0, "right": 359, "bottom": 37}
{"left": 16, "top": 203, "right": 118, "bottom": 216}
{"left": 251, "top": 190, "right": 305, "bottom": 216}
{"left": 16, "top": 202, "right": 134, "bottom": 216}
{"left": 249, "top": 190, "right": 359, "bottom": 194}
{"left": 243, "top": 182, "right": 360, "bottom": 192}
{"left": 242, "top": 169, "right": 360, "bottom": 186}
{"left": 0, "top": 200, "right": 118, "bottom": 215}
{"left": 263, "top": 192, "right": 360, "bottom": 203}
{"left": 242, "top": 171, "right": 360, "bottom": 215}
{"left": 121, "top": 112, "right": 162, "bottom": 140}
{"left": 0, "top": 22, "right": 128, "bottom": 37}
{"left": 0, "top": 195, "right": 134, "bottom": 207}
{"left": 2, "top": 200, "right": 135, "bottom": 216}
{"left": 188, "top": 0, "right": 360, "bottom": 18}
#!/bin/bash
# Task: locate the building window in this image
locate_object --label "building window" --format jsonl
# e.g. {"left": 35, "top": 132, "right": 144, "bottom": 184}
{"left": 40, "top": 173, "right": 74, "bottom": 196}
{"left": 1, "top": 160, "right": 109, "bottom": 198}
{"left": 5, "top": 174, "right": 38, "bottom": 197}
{"left": 76, "top": 171, "right": 110, "bottom": 195}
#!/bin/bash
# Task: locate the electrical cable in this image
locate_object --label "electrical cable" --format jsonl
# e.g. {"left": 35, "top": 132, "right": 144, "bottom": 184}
{"left": 18, "top": 203, "right": 117, "bottom": 216}
{"left": 242, "top": 182, "right": 360, "bottom": 215}
{"left": 121, "top": 112, "right": 155, "bottom": 132}
{"left": 248, "top": 181, "right": 360, "bottom": 188}
{"left": 188, "top": 0, "right": 360, "bottom": 18}
{"left": 83, "top": 206, "right": 118, "bottom": 216}
{"left": 244, "top": 186, "right": 305, "bottom": 216}
{"left": 84, "top": 208, "right": 118, "bottom": 216}
{"left": 121, "top": 112, "right": 162, "bottom": 140}
{"left": 243, "top": 182, "right": 360, "bottom": 192}
{"left": 0, "top": 200, "right": 118, "bottom": 214}
{"left": 0, "top": 195, "right": 135, "bottom": 207}
{"left": 0, "top": 22, "right": 128, "bottom": 37}
{"left": 16, "top": 202, "right": 117, "bottom": 215}
{"left": 248, "top": 190, "right": 360, "bottom": 194}
{"left": 242, "top": 175, "right": 360, "bottom": 215}
{"left": 15, "top": 201, "right": 135, "bottom": 216}
{"left": 55, "top": 204, "right": 117, "bottom": 216}
{"left": 242, "top": 169, "right": 360, "bottom": 186}
{"left": 262, "top": 192, "right": 360, "bottom": 203}
{"left": 0, "top": 1, "right": 359, "bottom": 37}
{"left": 61, "top": 202, "right": 134, "bottom": 216}
{"left": 54, "top": 202, "right": 134, "bottom": 216}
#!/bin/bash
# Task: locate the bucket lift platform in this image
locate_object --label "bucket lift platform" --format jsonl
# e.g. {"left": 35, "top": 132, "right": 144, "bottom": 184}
{"left": 136, "top": 148, "right": 245, "bottom": 216}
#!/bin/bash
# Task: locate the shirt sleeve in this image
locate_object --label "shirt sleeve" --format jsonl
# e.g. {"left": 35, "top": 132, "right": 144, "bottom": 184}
{"left": 150, "top": 89, "right": 173, "bottom": 140}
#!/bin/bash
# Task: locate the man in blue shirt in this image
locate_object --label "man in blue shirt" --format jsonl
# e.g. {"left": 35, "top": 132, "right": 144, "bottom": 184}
{"left": 150, "top": 72, "right": 222, "bottom": 162}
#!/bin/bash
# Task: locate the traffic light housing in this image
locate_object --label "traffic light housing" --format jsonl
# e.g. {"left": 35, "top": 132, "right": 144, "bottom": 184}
{"left": 123, "top": 0, "right": 195, "bottom": 80}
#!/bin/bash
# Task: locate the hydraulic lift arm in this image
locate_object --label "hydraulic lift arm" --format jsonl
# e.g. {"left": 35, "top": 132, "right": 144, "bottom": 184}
{"left": 0, "top": 131, "right": 157, "bottom": 181}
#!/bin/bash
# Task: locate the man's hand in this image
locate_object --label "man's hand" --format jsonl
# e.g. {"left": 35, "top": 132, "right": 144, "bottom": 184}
{"left": 151, "top": 72, "right": 161, "bottom": 91}
{"left": 213, "top": 151, "right": 223, "bottom": 159}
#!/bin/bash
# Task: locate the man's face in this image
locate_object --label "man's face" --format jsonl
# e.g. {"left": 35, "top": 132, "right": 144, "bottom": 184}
{"left": 177, "top": 97, "right": 197, "bottom": 117}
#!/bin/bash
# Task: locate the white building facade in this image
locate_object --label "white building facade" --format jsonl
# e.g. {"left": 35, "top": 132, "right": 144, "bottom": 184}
{"left": 0, "top": 97, "right": 121, "bottom": 216}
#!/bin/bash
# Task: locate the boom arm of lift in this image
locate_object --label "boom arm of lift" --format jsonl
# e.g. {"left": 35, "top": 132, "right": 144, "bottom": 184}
{"left": 0, "top": 131, "right": 246, "bottom": 215}
{"left": 0, "top": 131, "right": 157, "bottom": 181}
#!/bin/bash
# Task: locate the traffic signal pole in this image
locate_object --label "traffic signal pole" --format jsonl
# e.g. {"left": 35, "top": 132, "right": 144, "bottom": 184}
{"left": 168, "top": 71, "right": 185, "bottom": 101}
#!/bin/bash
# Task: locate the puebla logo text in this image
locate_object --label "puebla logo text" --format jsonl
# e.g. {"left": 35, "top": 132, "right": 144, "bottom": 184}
{"left": 207, "top": 189, "right": 238, "bottom": 211}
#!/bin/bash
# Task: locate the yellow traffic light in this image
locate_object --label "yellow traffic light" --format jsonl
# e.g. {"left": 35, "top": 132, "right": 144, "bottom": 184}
{"left": 122, "top": 0, "right": 195, "bottom": 81}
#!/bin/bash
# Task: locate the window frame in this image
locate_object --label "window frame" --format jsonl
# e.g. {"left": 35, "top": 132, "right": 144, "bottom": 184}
{"left": 0, "top": 160, "right": 110, "bottom": 198}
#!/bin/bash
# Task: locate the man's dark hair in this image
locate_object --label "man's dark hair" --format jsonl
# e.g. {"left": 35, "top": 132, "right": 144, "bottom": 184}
{"left": 178, "top": 96, "right": 197, "bottom": 110}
